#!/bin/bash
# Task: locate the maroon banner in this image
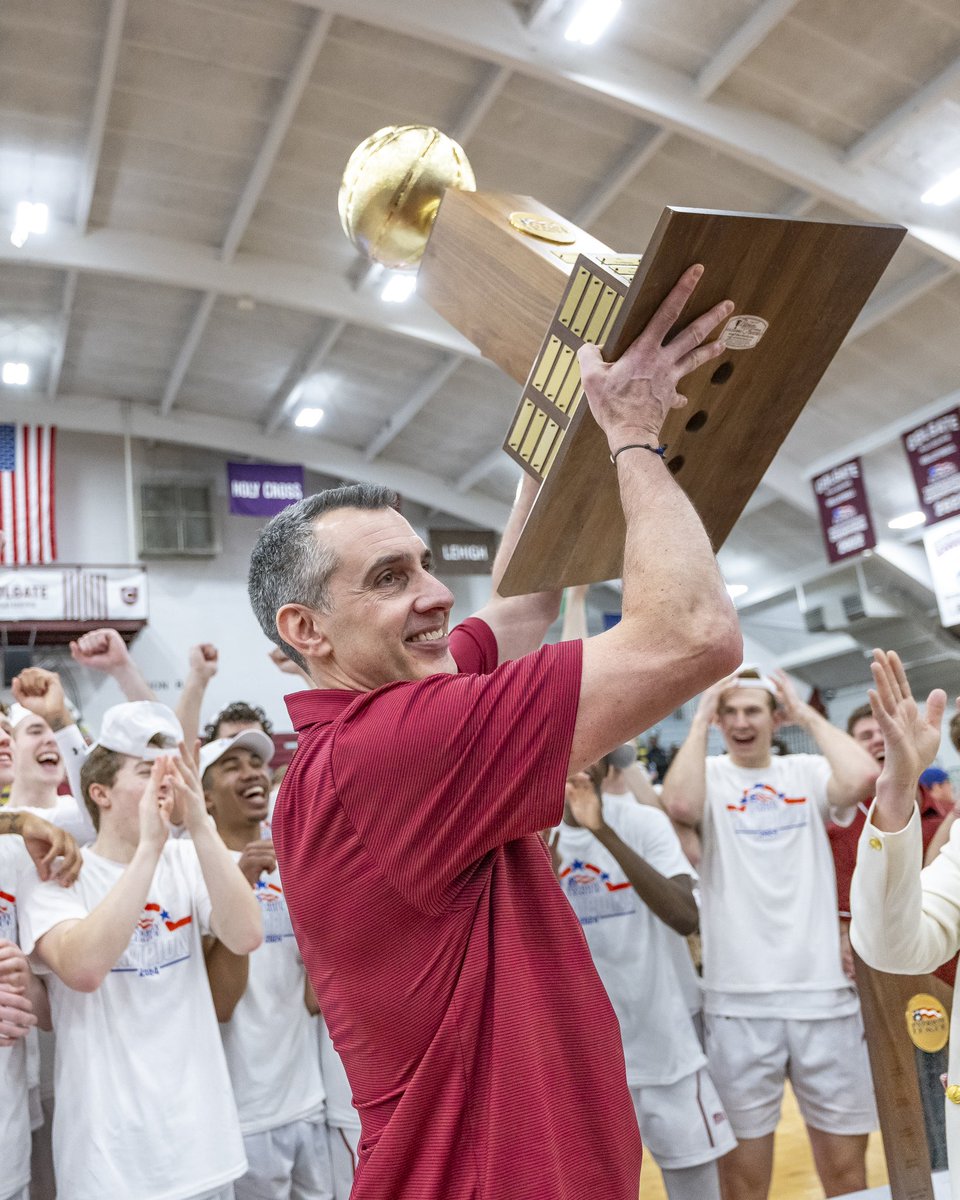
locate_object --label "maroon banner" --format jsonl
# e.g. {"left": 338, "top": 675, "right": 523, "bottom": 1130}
{"left": 902, "top": 409, "right": 960, "bottom": 525}
{"left": 812, "top": 458, "right": 877, "bottom": 564}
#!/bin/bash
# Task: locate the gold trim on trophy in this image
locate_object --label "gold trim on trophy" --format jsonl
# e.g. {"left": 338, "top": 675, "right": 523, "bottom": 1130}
{"left": 509, "top": 211, "right": 577, "bottom": 244}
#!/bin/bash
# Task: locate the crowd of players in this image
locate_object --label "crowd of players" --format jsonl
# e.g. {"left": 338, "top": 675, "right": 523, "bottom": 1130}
{"left": 1, "top": 622, "right": 958, "bottom": 1200}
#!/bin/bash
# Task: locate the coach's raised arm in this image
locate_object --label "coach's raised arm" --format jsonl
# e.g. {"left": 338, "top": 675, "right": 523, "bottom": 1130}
{"left": 569, "top": 263, "right": 741, "bottom": 771}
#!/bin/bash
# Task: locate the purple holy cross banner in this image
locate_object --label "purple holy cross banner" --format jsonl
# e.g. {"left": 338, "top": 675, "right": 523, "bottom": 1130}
{"left": 227, "top": 462, "right": 305, "bottom": 517}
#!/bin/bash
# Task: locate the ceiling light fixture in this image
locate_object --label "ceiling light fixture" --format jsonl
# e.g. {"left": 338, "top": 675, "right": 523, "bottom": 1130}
{"left": 921, "top": 168, "right": 960, "bottom": 206}
{"left": 725, "top": 583, "right": 749, "bottom": 599}
{"left": 294, "top": 407, "right": 324, "bottom": 429}
{"left": 565, "top": 0, "right": 621, "bottom": 45}
{"left": 887, "top": 510, "right": 926, "bottom": 530}
{"left": 10, "top": 201, "right": 49, "bottom": 248}
{"left": 380, "top": 273, "right": 417, "bottom": 303}
{"left": 2, "top": 362, "right": 30, "bottom": 386}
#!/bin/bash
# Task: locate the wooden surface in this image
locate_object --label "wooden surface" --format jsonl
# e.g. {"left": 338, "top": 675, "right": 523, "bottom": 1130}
{"left": 854, "top": 954, "right": 953, "bottom": 1200}
{"left": 639, "top": 1084, "right": 889, "bottom": 1200}
{"left": 497, "top": 207, "right": 905, "bottom": 596}
{"left": 417, "top": 190, "right": 612, "bottom": 386}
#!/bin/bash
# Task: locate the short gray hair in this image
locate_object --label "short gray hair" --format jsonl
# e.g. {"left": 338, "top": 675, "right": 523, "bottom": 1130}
{"left": 248, "top": 483, "right": 398, "bottom": 671}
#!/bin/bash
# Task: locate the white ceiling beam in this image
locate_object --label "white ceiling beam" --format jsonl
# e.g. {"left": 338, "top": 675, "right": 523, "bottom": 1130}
{"left": 844, "top": 260, "right": 951, "bottom": 343}
{"left": 575, "top": 0, "right": 799, "bottom": 230}
{"left": 844, "top": 55, "right": 960, "bottom": 166}
{"left": 759, "top": 453, "right": 818, "bottom": 515}
{"left": 0, "top": 390, "right": 512, "bottom": 531}
{"left": 777, "top": 190, "right": 819, "bottom": 218}
{"left": 220, "top": 10, "right": 334, "bottom": 261}
{"left": 160, "top": 10, "right": 333, "bottom": 414}
{"left": 46, "top": 270, "right": 78, "bottom": 400}
{"left": 363, "top": 353, "right": 464, "bottom": 460}
{"left": 290, "top": 0, "right": 960, "bottom": 269}
{"left": 695, "top": 0, "right": 802, "bottom": 99}
{"left": 451, "top": 63, "right": 512, "bottom": 144}
{"left": 573, "top": 129, "right": 669, "bottom": 227}
{"left": 456, "top": 446, "right": 506, "bottom": 492}
{"left": 262, "top": 318, "right": 348, "bottom": 435}
{"left": 75, "top": 0, "right": 127, "bottom": 233}
{"left": 160, "top": 292, "right": 217, "bottom": 416}
{"left": 804, "top": 385, "right": 960, "bottom": 480}
{"left": 1, "top": 226, "right": 479, "bottom": 358}
{"left": 524, "top": 0, "right": 568, "bottom": 31}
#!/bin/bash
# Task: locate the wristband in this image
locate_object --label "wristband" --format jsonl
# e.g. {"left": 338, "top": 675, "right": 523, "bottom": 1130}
{"left": 610, "top": 442, "right": 667, "bottom": 465}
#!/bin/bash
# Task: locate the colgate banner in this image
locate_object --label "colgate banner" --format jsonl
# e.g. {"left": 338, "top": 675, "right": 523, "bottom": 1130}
{"left": 902, "top": 409, "right": 960, "bottom": 525}
{"left": 227, "top": 462, "right": 304, "bottom": 517}
{"left": 812, "top": 457, "right": 876, "bottom": 564}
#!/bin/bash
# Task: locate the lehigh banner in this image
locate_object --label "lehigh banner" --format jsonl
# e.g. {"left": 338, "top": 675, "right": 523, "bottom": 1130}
{"left": 429, "top": 529, "right": 497, "bottom": 576}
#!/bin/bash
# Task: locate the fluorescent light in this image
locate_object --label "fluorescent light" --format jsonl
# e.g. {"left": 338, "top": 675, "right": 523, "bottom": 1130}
{"left": 11, "top": 201, "right": 49, "bottom": 247}
{"left": 380, "top": 273, "right": 417, "bottom": 303}
{"left": 2, "top": 362, "right": 30, "bottom": 386}
{"left": 565, "top": 0, "right": 621, "bottom": 45}
{"left": 922, "top": 168, "right": 960, "bottom": 206}
{"left": 888, "top": 510, "right": 926, "bottom": 530}
{"left": 726, "top": 583, "right": 749, "bottom": 599}
{"left": 294, "top": 407, "right": 324, "bottom": 428}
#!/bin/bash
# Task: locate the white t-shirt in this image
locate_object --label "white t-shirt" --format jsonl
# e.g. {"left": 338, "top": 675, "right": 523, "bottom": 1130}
{"left": 0, "top": 838, "right": 32, "bottom": 1198}
{"left": 318, "top": 1015, "right": 359, "bottom": 1132}
{"left": 700, "top": 753, "right": 858, "bottom": 1018}
{"left": 220, "top": 856, "right": 324, "bottom": 1134}
{"left": 555, "top": 795, "right": 707, "bottom": 1086}
{"left": 17, "top": 840, "right": 246, "bottom": 1200}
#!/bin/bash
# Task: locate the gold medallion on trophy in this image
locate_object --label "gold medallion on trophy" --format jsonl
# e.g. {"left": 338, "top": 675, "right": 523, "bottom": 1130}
{"left": 508, "top": 212, "right": 577, "bottom": 244}
{"left": 905, "top": 993, "right": 949, "bottom": 1053}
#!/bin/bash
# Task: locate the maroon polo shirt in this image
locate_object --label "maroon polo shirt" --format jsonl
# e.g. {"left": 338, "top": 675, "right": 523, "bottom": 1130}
{"left": 274, "top": 618, "right": 640, "bottom": 1200}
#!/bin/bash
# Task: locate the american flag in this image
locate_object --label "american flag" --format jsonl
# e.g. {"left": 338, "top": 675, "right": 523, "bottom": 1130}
{"left": 0, "top": 424, "right": 57, "bottom": 565}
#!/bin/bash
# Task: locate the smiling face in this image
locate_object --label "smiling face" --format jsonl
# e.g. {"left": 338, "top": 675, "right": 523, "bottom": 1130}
{"left": 285, "top": 506, "right": 457, "bottom": 691}
{"left": 12, "top": 715, "right": 64, "bottom": 790}
{"left": 203, "top": 747, "right": 272, "bottom": 834}
{"left": 88, "top": 753, "right": 155, "bottom": 844}
{"left": 717, "top": 687, "right": 778, "bottom": 768}
{"left": 850, "top": 714, "right": 885, "bottom": 764}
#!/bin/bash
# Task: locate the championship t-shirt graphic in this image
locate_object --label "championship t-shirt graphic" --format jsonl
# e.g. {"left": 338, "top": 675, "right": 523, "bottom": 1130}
{"left": 114, "top": 900, "right": 194, "bottom": 976}
{"left": 725, "top": 780, "right": 808, "bottom": 838}
{"left": 253, "top": 877, "right": 295, "bottom": 943}
{"left": 560, "top": 858, "right": 636, "bottom": 925}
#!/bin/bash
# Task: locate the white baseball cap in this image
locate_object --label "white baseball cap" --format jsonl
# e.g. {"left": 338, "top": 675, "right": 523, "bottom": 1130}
{"left": 7, "top": 703, "right": 33, "bottom": 730}
{"left": 199, "top": 729, "right": 274, "bottom": 781}
{"left": 91, "top": 702, "right": 184, "bottom": 760}
{"left": 727, "top": 669, "right": 778, "bottom": 698}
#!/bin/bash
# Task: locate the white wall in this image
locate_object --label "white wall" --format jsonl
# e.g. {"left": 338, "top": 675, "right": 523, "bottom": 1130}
{"left": 34, "top": 430, "right": 499, "bottom": 735}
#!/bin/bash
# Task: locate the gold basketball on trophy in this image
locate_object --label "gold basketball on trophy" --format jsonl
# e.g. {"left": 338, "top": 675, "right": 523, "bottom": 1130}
{"left": 338, "top": 125, "right": 476, "bottom": 270}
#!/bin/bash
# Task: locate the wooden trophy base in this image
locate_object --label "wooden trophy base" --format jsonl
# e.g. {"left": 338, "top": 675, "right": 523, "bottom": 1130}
{"left": 495, "top": 207, "right": 905, "bottom": 596}
{"left": 854, "top": 954, "right": 953, "bottom": 1200}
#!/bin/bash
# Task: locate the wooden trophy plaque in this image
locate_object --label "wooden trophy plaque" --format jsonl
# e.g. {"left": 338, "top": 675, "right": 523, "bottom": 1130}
{"left": 418, "top": 193, "right": 905, "bottom": 596}
{"left": 854, "top": 954, "right": 953, "bottom": 1200}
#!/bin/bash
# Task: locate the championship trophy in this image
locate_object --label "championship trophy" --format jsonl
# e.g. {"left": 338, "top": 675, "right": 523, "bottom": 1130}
{"left": 341, "top": 127, "right": 942, "bottom": 1198}
{"left": 339, "top": 124, "right": 905, "bottom": 595}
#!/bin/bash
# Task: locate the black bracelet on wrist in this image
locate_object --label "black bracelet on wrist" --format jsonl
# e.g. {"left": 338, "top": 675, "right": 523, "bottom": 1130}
{"left": 610, "top": 442, "right": 667, "bottom": 464}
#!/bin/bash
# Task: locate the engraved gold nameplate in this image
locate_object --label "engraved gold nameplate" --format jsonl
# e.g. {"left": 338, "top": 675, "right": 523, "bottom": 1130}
{"left": 504, "top": 253, "right": 641, "bottom": 481}
{"left": 905, "top": 992, "right": 949, "bottom": 1053}
{"left": 508, "top": 212, "right": 577, "bottom": 244}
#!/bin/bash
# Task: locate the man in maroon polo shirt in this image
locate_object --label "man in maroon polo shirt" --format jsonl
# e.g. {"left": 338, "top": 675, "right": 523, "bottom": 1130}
{"left": 247, "top": 265, "right": 742, "bottom": 1199}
